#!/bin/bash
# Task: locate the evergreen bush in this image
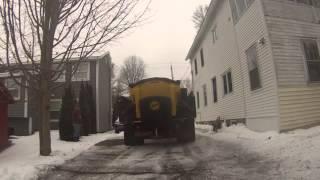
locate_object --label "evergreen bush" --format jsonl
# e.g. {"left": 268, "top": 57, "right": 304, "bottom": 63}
{"left": 86, "top": 83, "right": 97, "bottom": 134}
{"left": 59, "top": 86, "right": 75, "bottom": 141}
{"left": 79, "top": 82, "right": 89, "bottom": 136}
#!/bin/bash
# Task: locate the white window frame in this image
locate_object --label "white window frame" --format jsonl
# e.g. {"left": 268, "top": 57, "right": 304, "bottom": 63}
{"left": 202, "top": 84, "right": 208, "bottom": 107}
{"left": 301, "top": 38, "right": 320, "bottom": 83}
{"left": 212, "top": 26, "right": 218, "bottom": 44}
{"left": 222, "top": 70, "right": 233, "bottom": 96}
{"left": 72, "top": 62, "right": 90, "bottom": 81}
{"left": 246, "top": 44, "right": 262, "bottom": 91}
{"left": 49, "top": 99, "right": 62, "bottom": 122}
{"left": 52, "top": 64, "right": 66, "bottom": 82}
{"left": 288, "top": 0, "right": 320, "bottom": 7}
{"left": 212, "top": 77, "right": 218, "bottom": 103}
{"left": 5, "top": 78, "right": 21, "bottom": 100}
{"left": 196, "top": 91, "right": 200, "bottom": 109}
{"left": 194, "top": 59, "right": 198, "bottom": 75}
{"left": 229, "top": 0, "right": 254, "bottom": 23}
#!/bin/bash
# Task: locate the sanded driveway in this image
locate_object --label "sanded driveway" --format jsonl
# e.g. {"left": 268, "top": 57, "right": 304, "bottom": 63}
{"left": 39, "top": 133, "right": 280, "bottom": 180}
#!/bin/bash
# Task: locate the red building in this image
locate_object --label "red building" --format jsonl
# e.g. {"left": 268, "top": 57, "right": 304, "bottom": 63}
{"left": 0, "top": 82, "right": 14, "bottom": 148}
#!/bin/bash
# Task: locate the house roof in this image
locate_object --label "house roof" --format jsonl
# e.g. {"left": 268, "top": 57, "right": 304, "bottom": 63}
{"left": 185, "top": 0, "right": 220, "bottom": 61}
{"left": 0, "top": 52, "right": 111, "bottom": 78}
{"left": 0, "top": 81, "right": 14, "bottom": 104}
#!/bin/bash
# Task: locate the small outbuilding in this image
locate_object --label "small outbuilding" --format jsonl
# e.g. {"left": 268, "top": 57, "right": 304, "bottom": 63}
{"left": 0, "top": 81, "right": 14, "bottom": 148}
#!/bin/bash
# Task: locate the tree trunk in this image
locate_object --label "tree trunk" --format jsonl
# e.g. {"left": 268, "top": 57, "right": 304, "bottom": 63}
{"left": 39, "top": 77, "right": 51, "bottom": 156}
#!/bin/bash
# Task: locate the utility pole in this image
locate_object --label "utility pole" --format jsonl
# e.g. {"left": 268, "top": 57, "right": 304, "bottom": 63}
{"left": 170, "top": 64, "right": 174, "bottom": 80}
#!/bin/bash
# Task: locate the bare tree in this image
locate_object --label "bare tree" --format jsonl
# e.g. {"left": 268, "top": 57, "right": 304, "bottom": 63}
{"left": 111, "top": 64, "right": 125, "bottom": 104}
{"left": 119, "top": 56, "right": 146, "bottom": 88}
{"left": 0, "top": 0, "right": 150, "bottom": 156}
{"left": 192, "top": 5, "right": 208, "bottom": 30}
{"left": 180, "top": 78, "right": 192, "bottom": 93}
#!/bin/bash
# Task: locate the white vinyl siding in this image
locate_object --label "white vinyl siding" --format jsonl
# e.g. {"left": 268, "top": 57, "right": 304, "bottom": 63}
{"left": 191, "top": 0, "right": 245, "bottom": 123}
{"left": 235, "top": 0, "right": 279, "bottom": 131}
{"left": 279, "top": 87, "right": 320, "bottom": 131}
{"left": 263, "top": 0, "right": 320, "bottom": 130}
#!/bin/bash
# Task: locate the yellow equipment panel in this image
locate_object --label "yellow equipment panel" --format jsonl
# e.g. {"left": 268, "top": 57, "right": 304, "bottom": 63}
{"left": 129, "top": 78, "right": 181, "bottom": 119}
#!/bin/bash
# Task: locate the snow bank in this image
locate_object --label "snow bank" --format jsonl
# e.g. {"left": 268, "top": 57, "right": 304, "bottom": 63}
{"left": 0, "top": 131, "right": 120, "bottom": 180}
{"left": 196, "top": 124, "right": 320, "bottom": 179}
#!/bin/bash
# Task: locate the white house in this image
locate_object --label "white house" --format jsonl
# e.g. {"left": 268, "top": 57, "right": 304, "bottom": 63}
{"left": 186, "top": 0, "right": 320, "bottom": 132}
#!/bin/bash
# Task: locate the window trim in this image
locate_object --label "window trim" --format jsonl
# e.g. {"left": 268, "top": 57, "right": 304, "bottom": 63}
{"left": 212, "top": 77, "right": 218, "bottom": 103}
{"left": 288, "top": 0, "right": 320, "bottom": 8}
{"left": 200, "top": 48, "right": 205, "bottom": 67}
{"left": 196, "top": 91, "right": 200, "bottom": 109}
{"left": 202, "top": 84, "right": 208, "bottom": 107}
{"left": 222, "top": 69, "right": 233, "bottom": 96}
{"left": 49, "top": 99, "right": 62, "bottom": 122}
{"left": 49, "top": 99, "right": 62, "bottom": 112}
{"left": 5, "top": 78, "right": 21, "bottom": 101}
{"left": 52, "top": 64, "right": 66, "bottom": 82}
{"left": 212, "top": 26, "right": 218, "bottom": 44}
{"left": 71, "top": 62, "right": 90, "bottom": 82}
{"left": 301, "top": 38, "right": 320, "bottom": 83}
{"left": 229, "top": 0, "right": 255, "bottom": 23}
{"left": 194, "top": 58, "right": 198, "bottom": 75}
{"left": 246, "top": 43, "right": 262, "bottom": 91}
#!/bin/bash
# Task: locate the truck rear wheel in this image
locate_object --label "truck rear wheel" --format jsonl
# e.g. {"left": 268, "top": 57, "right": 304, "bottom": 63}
{"left": 124, "top": 125, "right": 136, "bottom": 146}
{"left": 177, "top": 119, "right": 195, "bottom": 143}
{"left": 124, "top": 125, "right": 144, "bottom": 146}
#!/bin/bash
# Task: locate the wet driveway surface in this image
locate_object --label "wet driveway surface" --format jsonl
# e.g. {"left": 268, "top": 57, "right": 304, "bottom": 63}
{"left": 39, "top": 133, "right": 280, "bottom": 180}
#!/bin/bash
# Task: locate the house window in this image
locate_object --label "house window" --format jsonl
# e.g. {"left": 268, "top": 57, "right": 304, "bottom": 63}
{"left": 229, "top": 0, "right": 254, "bottom": 23}
{"left": 5, "top": 78, "right": 21, "bottom": 100}
{"left": 212, "top": 77, "right": 218, "bottom": 103}
{"left": 289, "top": 0, "right": 320, "bottom": 7}
{"left": 212, "top": 26, "right": 218, "bottom": 44}
{"left": 302, "top": 39, "right": 320, "bottom": 82}
{"left": 49, "top": 99, "right": 62, "bottom": 122}
{"left": 246, "top": 44, "right": 262, "bottom": 90}
{"left": 52, "top": 64, "right": 66, "bottom": 82}
{"left": 222, "top": 70, "right": 233, "bottom": 95}
{"left": 72, "top": 62, "right": 90, "bottom": 81}
{"left": 196, "top": 91, "right": 200, "bottom": 109}
{"left": 194, "top": 59, "right": 198, "bottom": 75}
{"left": 202, "top": 84, "right": 208, "bottom": 106}
{"left": 200, "top": 48, "right": 205, "bottom": 67}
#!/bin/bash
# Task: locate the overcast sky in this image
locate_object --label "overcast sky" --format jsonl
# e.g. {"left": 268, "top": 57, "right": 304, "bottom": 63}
{"left": 109, "top": 0, "right": 211, "bottom": 80}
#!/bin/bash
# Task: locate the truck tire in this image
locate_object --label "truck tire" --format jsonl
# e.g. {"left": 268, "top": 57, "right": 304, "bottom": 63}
{"left": 136, "top": 138, "right": 144, "bottom": 145}
{"left": 124, "top": 125, "right": 136, "bottom": 146}
{"left": 188, "top": 120, "right": 196, "bottom": 142}
{"left": 177, "top": 119, "right": 195, "bottom": 143}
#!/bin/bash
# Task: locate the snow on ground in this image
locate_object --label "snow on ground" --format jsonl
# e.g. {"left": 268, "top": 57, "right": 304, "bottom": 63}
{"left": 0, "top": 131, "right": 121, "bottom": 180}
{"left": 196, "top": 124, "right": 320, "bottom": 179}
